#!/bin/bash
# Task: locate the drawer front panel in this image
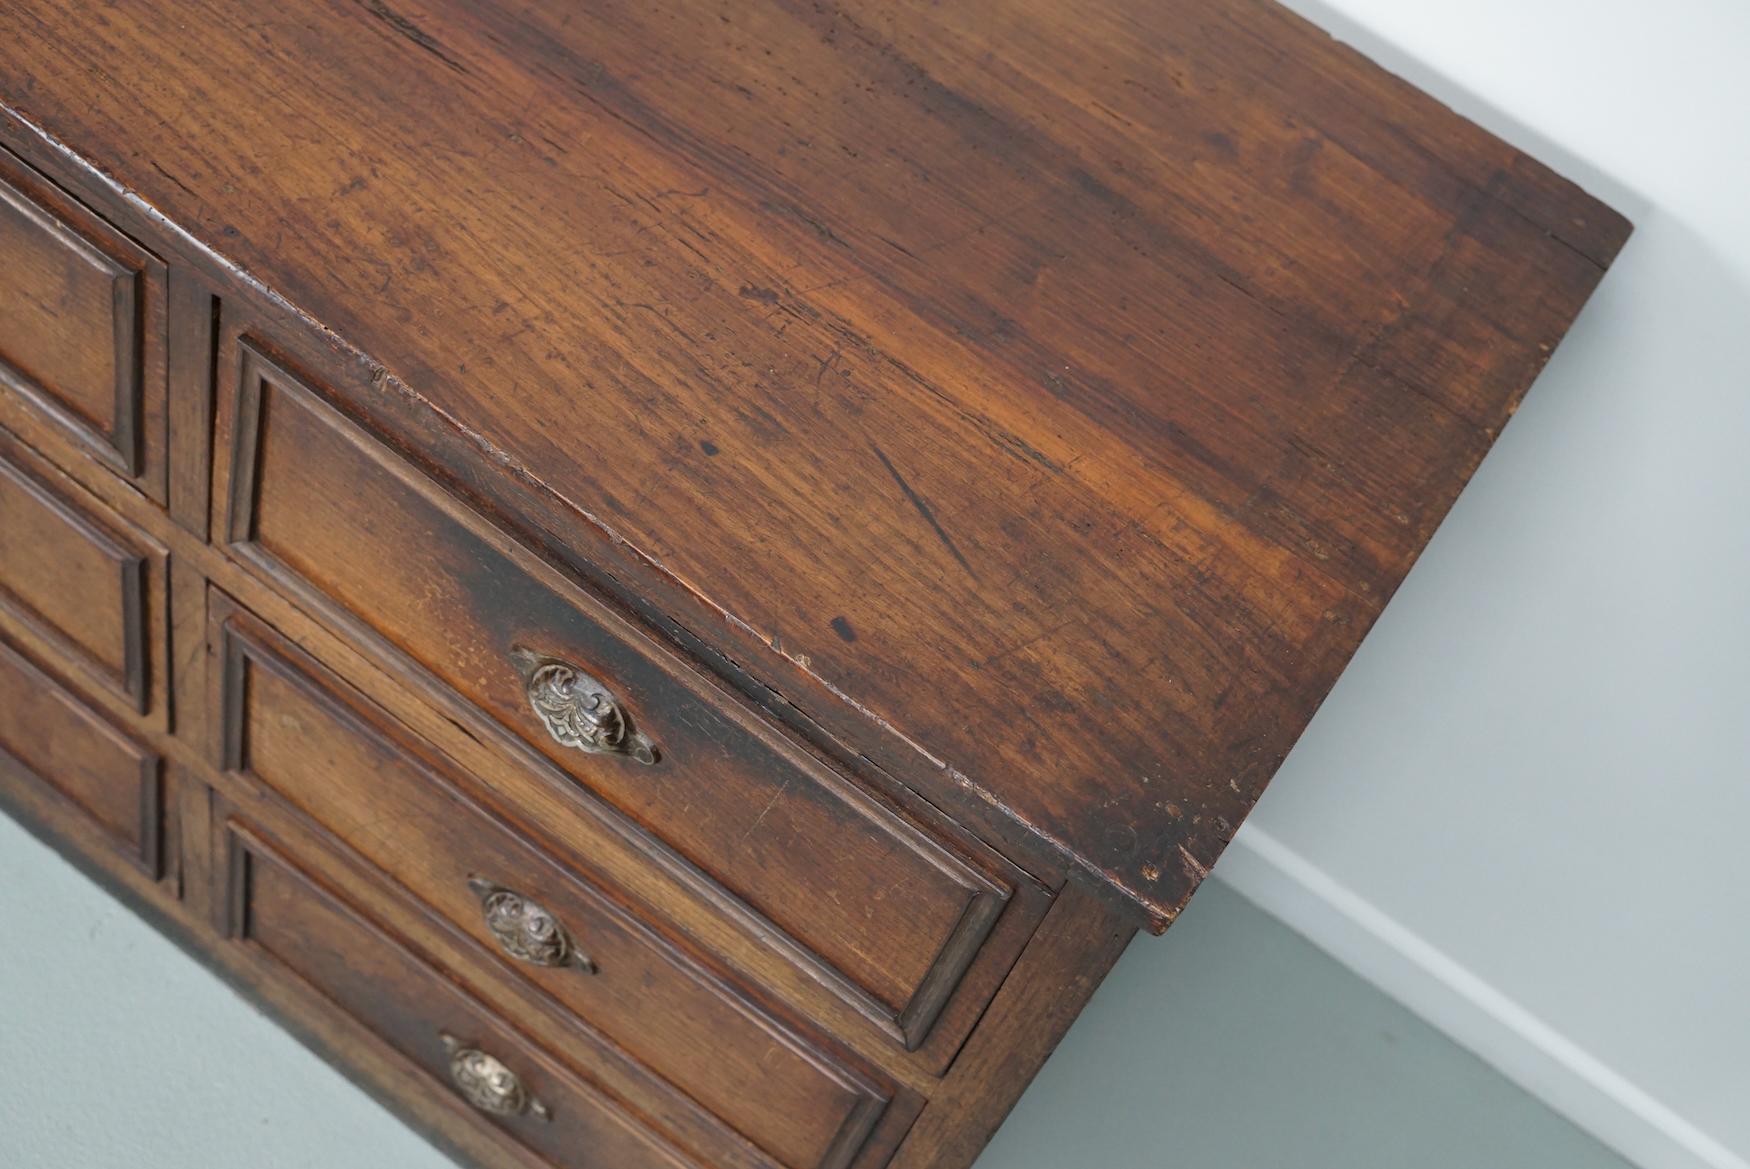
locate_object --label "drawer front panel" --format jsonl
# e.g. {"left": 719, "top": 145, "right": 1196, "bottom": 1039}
{"left": 219, "top": 818, "right": 696, "bottom": 1169}
{"left": 0, "top": 635, "right": 159, "bottom": 874}
{"left": 218, "top": 340, "right": 1010, "bottom": 1050}
{"left": 0, "top": 146, "right": 164, "bottom": 486}
{"left": 0, "top": 450, "right": 151, "bottom": 711}
{"left": 217, "top": 608, "right": 889, "bottom": 1169}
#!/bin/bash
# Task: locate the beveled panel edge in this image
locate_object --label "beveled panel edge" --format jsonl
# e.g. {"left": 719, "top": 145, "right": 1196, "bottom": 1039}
{"left": 0, "top": 447, "right": 153, "bottom": 713}
{"left": 212, "top": 601, "right": 897, "bottom": 1165}
{"left": 214, "top": 811, "right": 706, "bottom": 1169}
{"left": 218, "top": 337, "right": 268, "bottom": 551}
{"left": 0, "top": 144, "right": 151, "bottom": 479}
{"left": 213, "top": 774, "right": 780, "bottom": 1169}
{"left": 893, "top": 887, "right": 1008, "bottom": 1050}
{"left": 0, "top": 631, "right": 162, "bottom": 877}
{"left": 216, "top": 335, "right": 1032, "bottom": 1052}
{"left": 211, "top": 598, "right": 901, "bottom": 1169}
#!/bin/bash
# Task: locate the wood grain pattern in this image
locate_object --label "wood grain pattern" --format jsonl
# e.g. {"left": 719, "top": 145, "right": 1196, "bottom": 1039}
{"left": 0, "top": 0, "right": 1628, "bottom": 921}
{"left": 165, "top": 266, "right": 218, "bottom": 536}
{"left": 0, "top": 378, "right": 995, "bottom": 1092}
{"left": 219, "top": 815, "right": 702, "bottom": 1169}
{"left": 0, "top": 143, "right": 168, "bottom": 498}
{"left": 0, "top": 5, "right": 1632, "bottom": 1166}
{"left": 0, "top": 444, "right": 156, "bottom": 714}
{"left": 214, "top": 603, "right": 895, "bottom": 1169}
{"left": 0, "top": 633, "right": 161, "bottom": 875}
{"left": 213, "top": 335, "right": 1025, "bottom": 1052}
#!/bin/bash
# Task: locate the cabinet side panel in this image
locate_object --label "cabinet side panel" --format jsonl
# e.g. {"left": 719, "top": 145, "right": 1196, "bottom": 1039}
{"left": 889, "top": 881, "right": 1136, "bottom": 1169}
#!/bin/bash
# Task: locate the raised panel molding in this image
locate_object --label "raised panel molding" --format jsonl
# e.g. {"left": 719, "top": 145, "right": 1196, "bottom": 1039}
{"left": 213, "top": 610, "right": 897, "bottom": 1169}
{"left": 0, "top": 634, "right": 161, "bottom": 877}
{"left": 0, "top": 145, "right": 167, "bottom": 489}
{"left": 215, "top": 337, "right": 1031, "bottom": 1058}
{"left": 0, "top": 448, "right": 158, "bottom": 714}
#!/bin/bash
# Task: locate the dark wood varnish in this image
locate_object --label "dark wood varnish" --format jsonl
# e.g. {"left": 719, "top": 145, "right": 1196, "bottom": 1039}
{"left": 213, "top": 602, "right": 895, "bottom": 1169}
{"left": 219, "top": 816, "right": 702, "bottom": 1169}
{"left": 889, "top": 883, "right": 1135, "bottom": 1169}
{"left": 0, "top": 634, "right": 161, "bottom": 876}
{"left": 0, "top": 1, "right": 1627, "bottom": 1166}
{"left": 0, "top": 443, "right": 164, "bottom": 719}
{"left": 214, "top": 338, "right": 1024, "bottom": 1053}
{"left": 0, "top": 0, "right": 1628, "bottom": 920}
{"left": 0, "top": 144, "right": 168, "bottom": 498}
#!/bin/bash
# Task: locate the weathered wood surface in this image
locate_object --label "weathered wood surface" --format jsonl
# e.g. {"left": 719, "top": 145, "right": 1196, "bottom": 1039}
{"left": 0, "top": 0, "right": 1629, "bottom": 920}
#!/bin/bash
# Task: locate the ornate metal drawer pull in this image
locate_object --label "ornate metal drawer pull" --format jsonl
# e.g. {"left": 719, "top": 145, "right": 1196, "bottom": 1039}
{"left": 467, "top": 877, "right": 597, "bottom": 974}
{"left": 439, "top": 1033, "right": 551, "bottom": 1122}
{"left": 511, "top": 647, "right": 658, "bottom": 765}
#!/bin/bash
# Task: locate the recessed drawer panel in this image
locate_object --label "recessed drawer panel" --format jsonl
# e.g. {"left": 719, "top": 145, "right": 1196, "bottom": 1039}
{"left": 0, "top": 449, "right": 160, "bottom": 714}
{"left": 218, "top": 817, "right": 698, "bottom": 1169}
{"left": 216, "top": 339, "right": 1018, "bottom": 1052}
{"left": 0, "top": 146, "right": 166, "bottom": 493}
{"left": 215, "top": 606, "right": 891, "bottom": 1169}
{"left": 0, "top": 635, "right": 160, "bottom": 875}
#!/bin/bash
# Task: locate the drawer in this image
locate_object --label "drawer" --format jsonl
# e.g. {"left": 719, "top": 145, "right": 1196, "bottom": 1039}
{"left": 213, "top": 337, "right": 1032, "bottom": 1053}
{"left": 0, "top": 634, "right": 161, "bottom": 875}
{"left": 0, "top": 145, "right": 167, "bottom": 497}
{"left": 215, "top": 814, "right": 699, "bottom": 1169}
{"left": 213, "top": 601, "right": 895, "bottom": 1169}
{"left": 0, "top": 443, "right": 166, "bottom": 720}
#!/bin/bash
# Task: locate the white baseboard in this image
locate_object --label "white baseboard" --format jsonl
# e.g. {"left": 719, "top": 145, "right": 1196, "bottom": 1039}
{"left": 1214, "top": 825, "right": 1742, "bottom": 1169}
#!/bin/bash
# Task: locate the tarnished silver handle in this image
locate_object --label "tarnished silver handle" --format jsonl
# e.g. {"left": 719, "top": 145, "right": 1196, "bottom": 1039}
{"left": 468, "top": 877, "right": 596, "bottom": 974}
{"left": 511, "top": 647, "right": 658, "bottom": 765}
{"left": 440, "top": 1033, "right": 551, "bottom": 1122}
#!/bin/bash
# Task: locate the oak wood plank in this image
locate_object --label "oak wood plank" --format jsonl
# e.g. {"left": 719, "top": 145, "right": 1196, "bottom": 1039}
{"left": 0, "top": 0, "right": 1629, "bottom": 922}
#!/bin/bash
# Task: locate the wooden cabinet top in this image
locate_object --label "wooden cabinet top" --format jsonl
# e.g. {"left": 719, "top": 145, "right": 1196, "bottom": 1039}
{"left": 0, "top": 0, "right": 1627, "bottom": 925}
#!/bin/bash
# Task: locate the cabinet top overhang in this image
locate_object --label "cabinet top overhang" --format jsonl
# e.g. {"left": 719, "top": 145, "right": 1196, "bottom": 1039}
{"left": 0, "top": 0, "right": 1628, "bottom": 924}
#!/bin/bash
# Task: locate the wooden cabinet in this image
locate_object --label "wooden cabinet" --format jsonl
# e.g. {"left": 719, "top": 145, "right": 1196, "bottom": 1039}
{"left": 0, "top": 3, "right": 1627, "bottom": 1166}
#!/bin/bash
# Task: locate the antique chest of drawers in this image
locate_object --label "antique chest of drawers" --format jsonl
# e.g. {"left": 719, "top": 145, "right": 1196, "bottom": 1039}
{"left": 0, "top": 1, "right": 1625, "bottom": 1166}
